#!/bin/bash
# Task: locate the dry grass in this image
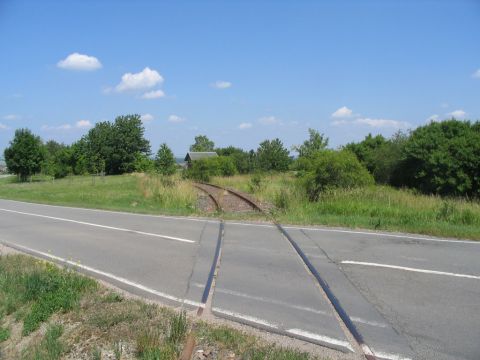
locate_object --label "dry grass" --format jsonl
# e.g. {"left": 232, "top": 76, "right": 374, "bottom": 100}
{"left": 0, "top": 254, "right": 321, "bottom": 360}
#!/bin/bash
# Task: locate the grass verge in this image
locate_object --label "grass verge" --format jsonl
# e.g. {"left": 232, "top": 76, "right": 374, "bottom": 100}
{"left": 0, "top": 254, "right": 323, "bottom": 360}
{"left": 1, "top": 172, "right": 479, "bottom": 239}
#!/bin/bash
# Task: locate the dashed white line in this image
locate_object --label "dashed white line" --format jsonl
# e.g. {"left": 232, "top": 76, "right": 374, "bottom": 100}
{"left": 0, "top": 208, "right": 195, "bottom": 244}
{"left": 341, "top": 261, "right": 480, "bottom": 280}
{"left": 286, "top": 328, "right": 354, "bottom": 352}
{"left": 293, "top": 227, "right": 477, "bottom": 244}
{"left": 350, "top": 316, "right": 388, "bottom": 328}
{"left": 215, "top": 288, "right": 329, "bottom": 316}
{"left": 3, "top": 242, "right": 203, "bottom": 308}
{"left": 212, "top": 307, "right": 279, "bottom": 328}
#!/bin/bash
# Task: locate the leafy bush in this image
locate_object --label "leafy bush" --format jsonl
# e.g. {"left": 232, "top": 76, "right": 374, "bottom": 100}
{"left": 300, "top": 150, "right": 374, "bottom": 201}
{"left": 184, "top": 156, "right": 237, "bottom": 181}
{"left": 256, "top": 138, "right": 291, "bottom": 172}
{"left": 395, "top": 119, "right": 480, "bottom": 196}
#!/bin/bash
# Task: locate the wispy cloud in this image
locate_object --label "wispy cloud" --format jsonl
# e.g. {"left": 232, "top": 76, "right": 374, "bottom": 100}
{"left": 115, "top": 67, "right": 163, "bottom": 92}
{"left": 3, "top": 114, "right": 21, "bottom": 121}
{"left": 0, "top": 123, "right": 10, "bottom": 130}
{"left": 211, "top": 80, "right": 232, "bottom": 89}
{"left": 426, "top": 114, "right": 439, "bottom": 123}
{"left": 168, "top": 115, "right": 185, "bottom": 123}
{"left": 332, "top": 117, "right": 409, "bottom": 129}
{"left": 331, "top": 106, "right": 353, "bottom": 118}
{"left": 258, "top": 116, "right": 280, "bottom": 125}
{"left": 57, "top": 53, "right": 102, "bottom": 71}
{"left": 472, "top": 69, "right": 480, "bottom": 79}
{"left": 238, "top": 122, "right": 252, "bottom": 130}
{"left": 447, "top": 109, "right": 466, "bottom": 119}
{"left": 141, "top": 90, "right": 165, "bottom": 99}
{"left": 75, "top": 120, "right": 92, "bottom": 128}
{"left": 140, "top": 114, "right": 154, "bottom": 123}
{"left": 41, "top": 124, "right": 73, "bottom": 131}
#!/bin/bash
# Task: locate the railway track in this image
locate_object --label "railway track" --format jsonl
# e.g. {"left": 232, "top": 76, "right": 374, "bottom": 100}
{"left": 191, "top": 181, "right": 379, "bottom": 360}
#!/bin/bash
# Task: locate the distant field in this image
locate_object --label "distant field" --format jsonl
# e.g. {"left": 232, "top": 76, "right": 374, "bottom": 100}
{"left": 1, "top": 173, "right": 479, "bottom": 240}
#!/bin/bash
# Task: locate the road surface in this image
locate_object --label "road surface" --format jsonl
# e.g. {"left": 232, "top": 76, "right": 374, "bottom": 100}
{"left": 0, "top": 199, "right": 479, "bottom": 360}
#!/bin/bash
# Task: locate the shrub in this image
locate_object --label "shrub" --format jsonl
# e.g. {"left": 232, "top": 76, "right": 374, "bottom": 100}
{"left": 301, "top": 150, "right": 374, "bottom": 201}
{"left": 394, "top": 119, "right": 480, "bottom": 196}
{"left": 184, "top": 156, "right": 237, "bottom": 181}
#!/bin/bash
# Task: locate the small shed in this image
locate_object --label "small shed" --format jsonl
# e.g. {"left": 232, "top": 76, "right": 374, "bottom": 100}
{"left": 184, "top": 152, "right": 218, "bottom": 167}
{"left": 0, "top": 160, "right": 7, "bottom": 174}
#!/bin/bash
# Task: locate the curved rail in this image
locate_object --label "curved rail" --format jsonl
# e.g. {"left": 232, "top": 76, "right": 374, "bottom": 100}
{"left": 193, "top": 181, "right": 377, "bottom": 359}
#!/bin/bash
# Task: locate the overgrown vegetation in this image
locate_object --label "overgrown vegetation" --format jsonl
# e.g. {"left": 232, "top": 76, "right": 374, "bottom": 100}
{"left": 0, "top": 254, "right": 321, "bottom": 360}
{"left": 212, "top": 174, "right": 480, "bottom": 240}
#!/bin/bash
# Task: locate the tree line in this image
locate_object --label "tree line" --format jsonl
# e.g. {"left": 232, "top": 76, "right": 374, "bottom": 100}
{"left": 3, "top": 114, "right": 480, "bottom": 198}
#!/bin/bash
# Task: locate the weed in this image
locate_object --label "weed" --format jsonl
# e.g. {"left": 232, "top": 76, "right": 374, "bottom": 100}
{"left": 23, "top": 323, "right": 64, "bottom": 360}
{"left": 136, "top": 327, "right": 162, "bottom": 356}
{"left": 91, "top": 347, "right": 102, "bottom": 360}
{"left": 103, "top": 292, "right": 123, "bottom": 303}
{"left": 0, "top": 326, "right": 10, "bottom": 342}
{"left": 167, "top": 311, "right": 188, "bottom": 346}
{"left": 113, "top": 340, "right": 123, "bottom": 359}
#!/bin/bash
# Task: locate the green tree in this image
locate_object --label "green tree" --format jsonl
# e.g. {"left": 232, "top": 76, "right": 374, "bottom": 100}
{"left": 155, "top": 143, "right": 176, "bottom": 175}
{"left": 301, "top": 150, "right": 374, "bottom": 201}
{"left": 4, "top": 129, "right": 45, "bottom": 181}
{"left": 190, "top": 135, "right": 215, "bottom": 152}
{"left": 394, "top": 119, "right": 480, "bottom": 196}
{"left": 256, "top": 138, "right": 291, "bottom": 171}
{"left": 344, "top": 133, "right": 387, "bottom": 174}
{"left": 293, "top": 128, "right": 329, "bottom": 158}
{"left": 215, "top": 146, "right": 251, "bottom": 174}
{"left": 43, "top": 140, "right": 73, "bottom": 179}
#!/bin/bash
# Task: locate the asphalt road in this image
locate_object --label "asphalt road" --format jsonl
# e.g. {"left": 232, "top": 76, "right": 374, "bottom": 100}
{"left": 0, "top": 199, "right": 479, "bottom": 360}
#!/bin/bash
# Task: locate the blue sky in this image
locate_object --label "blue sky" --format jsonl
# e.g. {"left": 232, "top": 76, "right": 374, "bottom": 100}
{"left": 1, "top": 0, "right": 479, "bottom": 156}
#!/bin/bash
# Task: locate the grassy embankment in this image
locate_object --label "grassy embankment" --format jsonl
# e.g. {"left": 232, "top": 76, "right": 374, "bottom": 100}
{"left": 0, "top": 173, "right": 198, "bottom": 217}
{"left": 0, "top": 173, "right": 479, "bottom": 240}
{"left": 0, "top": 254, "right": 317, "bottom": 360}
{"left": 212, "top": 174, "right": 480, "bottom": 240}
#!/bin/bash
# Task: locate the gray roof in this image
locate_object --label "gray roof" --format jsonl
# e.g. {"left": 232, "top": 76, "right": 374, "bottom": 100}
{"left": 184, "top": 152, "right": 218, "bottom": 162}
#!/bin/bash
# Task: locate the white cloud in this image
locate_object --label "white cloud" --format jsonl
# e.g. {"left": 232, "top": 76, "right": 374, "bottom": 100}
{"left": 472, "top": 69, "right": 480, "bottom": 78}
{"left": 3, "top": 114, "right": 20, "bottom": 120}
{"left": 440, "top": 103, "right": 449, "bottom": 108}
{"left": 354, "top": 118, "right": 409, "bottom": 128}
{"left": 141, "top": 90, "right": 165, "bottom": 99}
{"left": 258, "top": 116, "right": 280, "bottom": 125}
{"left": 168, "top": 115, "right": 185, "bottom": 123}
{"left": 211, "top": 80, "right": 232, "bottom": 89}
{"left": 0, "top": 123, "right": 10, "bottom": 130}
{"left": 447, "top": 109, "right": 466, "bottom": 119}
{"left": 140, "top": 114, "right": 154, "bottom": 123}
{"left": 332, "top": 118, "right": 409, "bottom": 129}
{"left": 76, "top": 120, "right": 92, "bottom": 129}
{"left": 57, "top": 53, "right": 102, "bottom": 71}
{"left": 238, "top": 122, "right": 252, "bottom": 129}
{"left": 331, "top": 106, "right": 353, "bottom": 118}
{"left": 115, "top": 67, "right": 163, "bottom": 92}
{"left": 426, "top": 114, "right": 439, "bottom": 123}
{"left": 41, "top": 124, "right": 72, "bottom": 131}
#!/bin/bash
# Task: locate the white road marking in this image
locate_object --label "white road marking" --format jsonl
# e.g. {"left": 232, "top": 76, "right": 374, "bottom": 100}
{"left": 350, "top": 316, "right": 388, "bottom": 328}
{"left": 0, "top": 198, "right": 217, "bottom": 223}
{"left": 0, "top": 208, "right": 195, "bottom": 244}
{"left": 364, "top": 346, "right": 412, "bottom": 360}
{"left": 216, "top": 288, "right": 329, "bottom": 316}
{"left": 292, "top": 227, "right": 477, "bottom": 245}
{"left": 341, "top": 261, "right": 480, "bottom": 280}
{"left": 227, "top": 220, "right": 477, "bottom": 244}
{"left": 212, "top": 307, "right": 279, "bottom": 328}
{"left": 3, "top": 242, "right": 203, "bottom": 308}
{"left": 286, "top": 329, "right": 354, "bottom": 352}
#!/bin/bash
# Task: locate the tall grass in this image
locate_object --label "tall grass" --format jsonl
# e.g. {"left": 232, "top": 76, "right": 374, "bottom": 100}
{"left": 212, "top": 174, "right": 480, "bottom": 240}
{"left": 0, "top": 173, "right": 197, "bottom": 216}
